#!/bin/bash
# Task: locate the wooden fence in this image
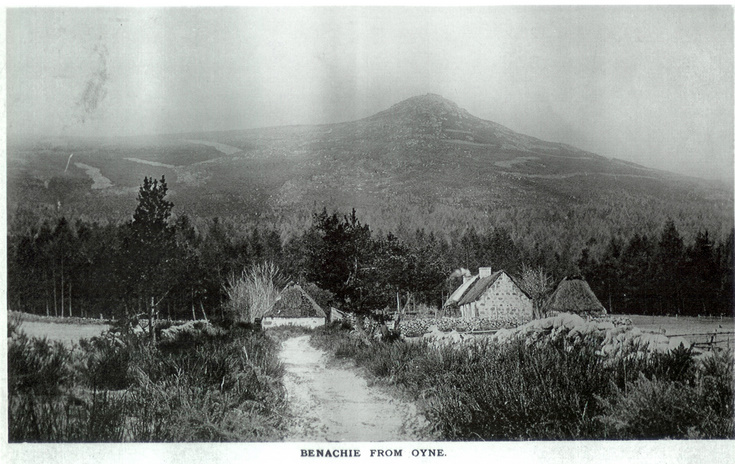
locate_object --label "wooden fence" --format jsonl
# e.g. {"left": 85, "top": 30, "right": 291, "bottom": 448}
{"left": 678, "top": 331, "right": 735, "bottom": 351}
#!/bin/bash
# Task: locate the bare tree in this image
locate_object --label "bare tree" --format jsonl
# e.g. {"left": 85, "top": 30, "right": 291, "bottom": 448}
{"left": 519, "top": 264, "right": 552, "bottom": 319}
{"left": 224, "top": 262, "right": 283, "bottom": 323}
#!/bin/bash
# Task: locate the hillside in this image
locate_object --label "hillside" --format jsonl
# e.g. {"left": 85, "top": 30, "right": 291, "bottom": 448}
{"left": 7, "top": 94, "right": 733, "bottom": 250}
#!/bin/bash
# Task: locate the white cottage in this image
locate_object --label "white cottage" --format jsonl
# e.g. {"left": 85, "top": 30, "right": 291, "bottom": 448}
{"left": 446, "top": 267, "right": 533, "bottom": 320}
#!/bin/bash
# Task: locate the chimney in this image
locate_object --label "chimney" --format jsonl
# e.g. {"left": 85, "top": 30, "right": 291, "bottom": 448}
{"left": 479, "top": 267, "right": 493, "bottom": 278}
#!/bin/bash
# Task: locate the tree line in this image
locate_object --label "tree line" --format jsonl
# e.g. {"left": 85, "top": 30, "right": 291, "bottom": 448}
{"left": 7, "top": 176, "right": 733, "bottom": 319}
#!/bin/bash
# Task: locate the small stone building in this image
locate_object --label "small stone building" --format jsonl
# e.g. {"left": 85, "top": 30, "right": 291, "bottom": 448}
{"left": 446, "top": 267, "right": 533, "bottom": 320}
{"left": 262, "top": 284, "right": 327, "bottom": 329}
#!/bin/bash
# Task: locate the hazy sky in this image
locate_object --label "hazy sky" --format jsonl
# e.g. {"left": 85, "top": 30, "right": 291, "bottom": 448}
{"left": 7, "top": 7, "right": 734, "bottom": 181}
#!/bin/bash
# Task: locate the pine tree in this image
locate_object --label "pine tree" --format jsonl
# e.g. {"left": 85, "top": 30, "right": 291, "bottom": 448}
{"left": 304, "top": 208, "right": 374, "bottom": 311}
{"left": 655, "top": 219, "right": 685, "bottom": 314}
{"left": 620, "top": 233, "right": 655, "bottom": 313}
{"left": 684, "top": 230, "right": 718, "bottom": 315}
{"left": 122, "top": 176, "right": 177, "bottom": 340}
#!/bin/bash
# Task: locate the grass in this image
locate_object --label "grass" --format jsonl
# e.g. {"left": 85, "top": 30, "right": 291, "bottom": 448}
{"left": 311, "top": 322, "right": 735, "bottom": 440}
{"left": 8, "top": 319, "right": 288, "bottom": 442}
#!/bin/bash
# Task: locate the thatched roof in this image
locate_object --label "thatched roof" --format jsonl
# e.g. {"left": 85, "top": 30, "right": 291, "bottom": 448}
{"left": 543, "top": 277, "right": 606, "bottom": 316}
{"left": 267, "top": 284, "right": 327, "bottom": 318}
{"left": 455, "top": 270, "right": 531, "bottom": 306}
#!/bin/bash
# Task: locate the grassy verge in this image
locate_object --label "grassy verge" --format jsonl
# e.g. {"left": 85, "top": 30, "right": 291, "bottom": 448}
{"left": 311, "top": 323, "right": 734, "bottom": 440}
{"left": 8, "top": 319, "right": 287, "bottom": 442}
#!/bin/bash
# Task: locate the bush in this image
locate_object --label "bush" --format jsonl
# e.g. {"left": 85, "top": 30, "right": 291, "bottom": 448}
{"left": 8, "top": 332, "right": 72, "bottom": 396}
{"left": 8, "top": 311, "right": 24, "bottom": 337}
{"left": 421, "top": 340, "right": 610, "bottom": 440}
{"left": 8, "top": 322, "right": 288, "bottom": 442}
{"left": 9, "top": 391, "right": 128, "bottom": 442}
{"left": 124, "top": 326, "right": 286, "bottom": 442}
{"left": 312, "top": 323, "right": 735, "bottom": 440}
{"left": 8, "top": 332, "right": 130, "bottom": 442}
{"left": 698, "top": 350, "right": 735, "bottom": 422}
{"left": 78, "top": 333, "right": 133, "bottom": 390}
{"left": 224, "top": 262, "right": 283, "bottom": 324}
{"left": 597, "top": 372, "right": 732, "bottom": 439}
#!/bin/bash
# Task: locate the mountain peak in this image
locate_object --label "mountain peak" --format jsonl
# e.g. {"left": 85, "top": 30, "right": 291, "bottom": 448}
{"left": 385, "top": 93, "right": 470, "bottom": 117}
{"left": 368, "top": 93, "right": 476, "bottom": 131}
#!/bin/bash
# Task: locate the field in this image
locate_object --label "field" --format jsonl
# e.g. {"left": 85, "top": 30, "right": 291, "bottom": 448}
{"left": 17, "top": 321, "right": 110, "bottom": 346}
{"left": 628, "top": 314, "right": 734, "bottom": 334}
{"left": 9, "top": 312, "right": 111, "bottom": 346}
{"left": 627, "top": 314, "right": 735, "bottom": 349}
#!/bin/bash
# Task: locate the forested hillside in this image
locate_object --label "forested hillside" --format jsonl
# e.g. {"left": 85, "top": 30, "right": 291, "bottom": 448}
{"left": 7, "top": 176, "right": 733, "bottom": 319}
{"left": 8, "top": 95, "right": 733, "bottom": 318}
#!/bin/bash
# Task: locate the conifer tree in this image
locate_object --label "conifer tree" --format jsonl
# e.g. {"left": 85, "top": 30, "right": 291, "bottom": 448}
{"left": 123, "top": 176, "right": 177, "bottom": 340}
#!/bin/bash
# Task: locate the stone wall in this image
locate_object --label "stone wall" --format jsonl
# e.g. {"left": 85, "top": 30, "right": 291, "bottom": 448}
{"left": 460, "top": 273, "right": 532, "bottom": 320}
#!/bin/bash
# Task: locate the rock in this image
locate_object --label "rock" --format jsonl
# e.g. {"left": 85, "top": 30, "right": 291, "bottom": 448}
{"left": 668, "top": 337, "right": 690, "bottom": 350}
{"left": 596, "top": 321, "right": 615, "bottom": 331}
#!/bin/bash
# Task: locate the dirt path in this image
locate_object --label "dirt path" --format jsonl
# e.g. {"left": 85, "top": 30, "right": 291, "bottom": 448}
{"left": 279, "top": 335, "right": 432, "bottom": 442}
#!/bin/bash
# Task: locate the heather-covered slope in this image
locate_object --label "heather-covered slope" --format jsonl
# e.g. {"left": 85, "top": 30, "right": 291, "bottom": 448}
{"left": 7, "top": 94, "right": 732, "bottom": 249}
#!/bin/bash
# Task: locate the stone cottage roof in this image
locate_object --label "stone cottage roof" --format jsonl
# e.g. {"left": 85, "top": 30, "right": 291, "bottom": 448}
{"left": 456, "top": 270, "right": 531, "bottom": 306}
{"left": 443, "top": 275, "right": 479, "bottom": 307}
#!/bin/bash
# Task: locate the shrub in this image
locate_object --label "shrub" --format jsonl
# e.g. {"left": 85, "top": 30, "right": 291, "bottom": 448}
{"left": 312, "top": 323, "right": 735, "bottom": 440}
{"left": 125, "top": 326, "right": 286, "bottom": 442}
{"left": 698, "top": 350, "right": 735, "bottom": 420}
{"left": 8, "top": 310, "right": 24, "bottom": 337}
{"left": 8, "top": 332, "right": 72, "bottom": 396}
{"left": 8, "top": 322, "right": 288, "bottom": 442}
{"left": 596, "top": 372, "right": 730, "bottom": 439}
{"left": 224, "top": 262, "right": 283, "bottom": 324}
{"left": 421, "top": 340, "right": 610, "bottom": 440}
{"left": 8, "top": 332, "right": 129, "bottom": 442}
{"left": 9, "top": 391, "right": 128, "bottom": 442}
{"left": 78, "top": 333, "right": 132, "bottom": 390}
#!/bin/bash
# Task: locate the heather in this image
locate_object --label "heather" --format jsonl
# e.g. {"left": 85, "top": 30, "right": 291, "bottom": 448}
{"left": 311, "top": 319, "right": 734, "bottom": 440}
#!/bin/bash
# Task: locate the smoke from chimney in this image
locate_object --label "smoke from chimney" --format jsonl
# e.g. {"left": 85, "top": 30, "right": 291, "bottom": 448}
{"left": 449, "top": 268, "right": 471, "bottom": 279}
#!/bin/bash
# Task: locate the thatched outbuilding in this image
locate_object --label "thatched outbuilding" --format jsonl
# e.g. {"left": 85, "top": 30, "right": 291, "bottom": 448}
{"left": 262, "top": 284, "right": 327, "bottom": 329}
{"left": 543, "top": 276, "right": 606, "bottom": 317}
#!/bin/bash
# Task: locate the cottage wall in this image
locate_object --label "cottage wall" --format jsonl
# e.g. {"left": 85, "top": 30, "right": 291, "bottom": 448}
{"left": 460, "top": 273, "right": 532, "bottom": 320}
{"left": 262, "top": 317, "right": 325, "bottom": 329}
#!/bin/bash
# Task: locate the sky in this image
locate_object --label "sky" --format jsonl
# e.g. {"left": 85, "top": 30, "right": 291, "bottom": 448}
{"left": 6, "top": 7, "right": 734, "bottom": 181}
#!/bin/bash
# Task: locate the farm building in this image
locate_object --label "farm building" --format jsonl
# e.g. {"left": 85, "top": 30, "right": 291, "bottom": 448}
{"left": 543, "top": 276, "right": 607, "bottom": 317}
{"left": 262, "top": 284, "right": 327, "bottom": 329}
{"left": 445, "top": 267, "right": 533, "bottom": 320}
